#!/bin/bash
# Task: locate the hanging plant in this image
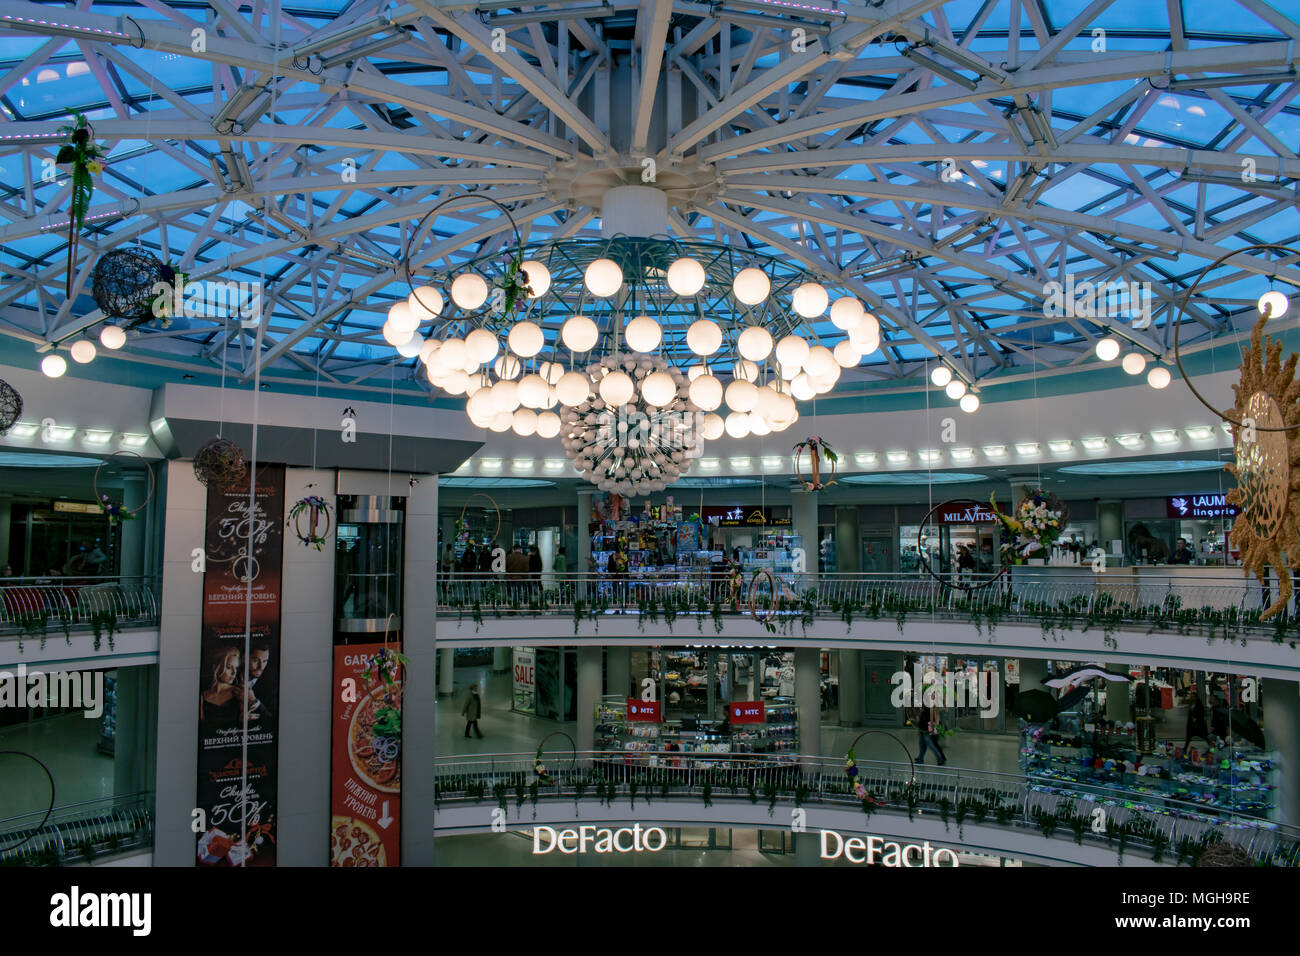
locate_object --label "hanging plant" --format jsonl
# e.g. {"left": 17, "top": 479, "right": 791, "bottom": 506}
{"left": 193, "top": 436, "right": 247, "bottom": 490}
{"left": 359, "top": 645, "right": 408, "bottom": 688}
{"left": 793, "top": 435, "right": 839, "bottom": 491}
{"left": 287, "top": 495, "right": 332, "bottom": 550}
{"left": 97, "top": 494, "right": 136, "bottom": 525}
{"left": 55, "top": 114, "right": 106, "bottom": 298}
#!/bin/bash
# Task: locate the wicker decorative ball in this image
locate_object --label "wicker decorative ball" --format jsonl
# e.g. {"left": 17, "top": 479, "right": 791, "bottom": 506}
{"left": 1196, "top": 841, "right": 1253, "bottom": 867}
{"left": 92, "top": 249, "right": 165, "bottom": 319}
{"left": 193, "top": 436, "right": 247, "bottom": 490}
{"left": 0, "top": 379, "right": 21, "bottom": 435}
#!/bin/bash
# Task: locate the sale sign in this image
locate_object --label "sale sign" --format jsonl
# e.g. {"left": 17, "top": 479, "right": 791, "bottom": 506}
{"left": 626, "top": 698, "right": 661, "bottom": 722}
{"left": 730, "top": 701, "right": 765, "bottom": 724}
{"left": 329, "top": 643, "right": 403, "bottom": 867}
{"left": 513, "top": 647, "right": 536, "bottom": 714}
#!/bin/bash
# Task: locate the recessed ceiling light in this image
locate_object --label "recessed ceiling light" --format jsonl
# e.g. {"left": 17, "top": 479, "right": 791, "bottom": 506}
{"left": 1081, "top": 436, "right": 1108, "bottom": 451}
{"left": 1116, "top": 433, "right": 1143, "bottom": 448}
{"left": 700, "top": 457, "right": 720, "bottom": 471}
{"left": 886, "top": 450, "right": 910, "bottom": 464}
{"left": 479, "top": 458, "right": 503, "bottom": 472}
{"left": 950, "top": 447, "right": 975, "bottom": 461}
{"left": 982, "top": 444, "right": 1007, "bottom": 458}
{"left": 1047, "top": 440, "right": 1073, "bottom": 454}
{"left": 543, "top": 458, "right": 566, "bottom": 472}
{"left": 761, "top": 456, "right": 784, "bottom": 471}
{"left": 1185, "top": 426, "right": 1214, "bottom": 441}
{"left": 511, "top": 458, "right": 534, "bottom": 472}
{"left": 1014, "top": 442, "right": 1040, "bottom": 456}
{"left": 454, "top": 459, "right": 473, "bottom": 474}
{"left": 83, "top": 429, "right": 113, "bottom": 444}
{"left": 45, "top": 425, "right": 75, "bottom": 441}
{"left": 8, "top": 421, "right": 39, "bottom": 438}
{"left": 120, "top": 432, "right": 149, "bottom": 447}
{"left": 854, "top": 452, "right": 878, "bottom": 466}
{"left": 729, "top": 457, "right": 753, "bottom": 471}
{"left": 918, "top": 449, "right": 942, "bottom": 463}
{"left": 1151, "top": 429, "right": 1178, "bottom": 444}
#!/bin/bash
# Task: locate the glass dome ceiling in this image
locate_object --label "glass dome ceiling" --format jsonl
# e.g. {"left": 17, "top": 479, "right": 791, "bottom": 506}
{"left": 1, "top": 0, "right": 1298, "bottom": 399}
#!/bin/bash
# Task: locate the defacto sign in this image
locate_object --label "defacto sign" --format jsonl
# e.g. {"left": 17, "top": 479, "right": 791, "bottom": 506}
{"left": 532, "top": 825, "right": 667, "bottom": 855}
{"left": 1166, "top": 494, "right": 1239, "bottom": 519}
{"left": 820, "top": 830, "right": 959, "bottom": 866}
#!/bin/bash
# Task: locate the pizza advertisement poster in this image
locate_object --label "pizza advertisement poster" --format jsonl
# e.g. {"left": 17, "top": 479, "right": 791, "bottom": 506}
{"left": 195, "top": 463, "right": 286, "bottom": 868}
{"left": 330, "top": 642, "right": 403, "bottom": 867}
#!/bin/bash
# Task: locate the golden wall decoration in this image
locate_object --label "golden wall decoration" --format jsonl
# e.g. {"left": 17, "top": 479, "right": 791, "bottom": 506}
{"left": 1225, "top": 313, "right": 1300, "bottom": 619}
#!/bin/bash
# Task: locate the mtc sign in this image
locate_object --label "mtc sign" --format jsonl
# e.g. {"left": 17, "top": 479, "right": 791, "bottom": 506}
{"left": 820, "top": 829, "right": 959, "bottom": 866}
{"left": 533, "top": 825, "right": 667, "bottom": 855}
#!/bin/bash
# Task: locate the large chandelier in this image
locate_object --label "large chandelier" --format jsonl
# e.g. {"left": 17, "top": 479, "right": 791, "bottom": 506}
{"left": 382, "top": 189, "right": 882, "bottom": 493}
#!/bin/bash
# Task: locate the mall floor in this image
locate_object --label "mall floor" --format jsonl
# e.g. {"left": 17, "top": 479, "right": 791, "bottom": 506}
{"left": 0, "top": 711, "right": 113, "bottom": 820}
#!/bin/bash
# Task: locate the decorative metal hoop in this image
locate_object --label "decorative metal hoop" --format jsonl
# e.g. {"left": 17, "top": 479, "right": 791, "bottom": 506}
{"left": 1172, "top": 242, "right": 1300, "bottom": 433}
{"left": 288, "top": 495, "right": 333, "bottom": 548}
{"left": 457, "top": 493, "right": 502, "bottom": 545}
{"left": 535, "top": 731, "right": 577, "bottom": 782}
{"left": 914, "top": 498, "right": 1010, "bottom": 592}
{"left": 91, "top": 449, "right": 156, "bottom": 519}
{"left": 0, "top": 751, "right": 55, "bottom": 853}
{"left": 747, "top": 567, "right": 783, "bottom": 623}
{"left": 847, "top": 730, "right": 917, "bottom": 785}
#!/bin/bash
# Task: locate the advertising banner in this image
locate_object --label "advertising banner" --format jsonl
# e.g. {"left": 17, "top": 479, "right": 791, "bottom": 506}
{"left": 513, "top": 648, "right": 536, "bottom": 714}
{"left": 729, "top": 700, "right": 765, "bottom": 724}
{"left": 330, "top": 642, "right": 403, "bottom": 867}
{"left": 1166, "top": 494, "right": 1239, "bottom": 519}
{"left": 701, "top": 506, "right": 792, "bottom": 527}
{"left": 935, "top": 499, "right": 1007, "bottom": 524}
{"left": 195, "top": 463, "right": 285, "bottom": 867}
{"left": 626, "top": 698, "right": 661, "bottom": 722}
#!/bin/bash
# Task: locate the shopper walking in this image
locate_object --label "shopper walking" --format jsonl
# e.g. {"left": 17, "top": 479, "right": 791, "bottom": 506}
{"left": 528, "top": 544, "right": 543, "bottom": 597}
{"left": 506, "top": 544, "right": 529, "bottom": 602}
{"left": 1184, "top": 692, "right": 1210, "bottom": 752}
{"left": 461, "top": 683, "right": 484, "bottom": 738}
{"left": 915, "top": 704, "right": 947, "bottom": 765}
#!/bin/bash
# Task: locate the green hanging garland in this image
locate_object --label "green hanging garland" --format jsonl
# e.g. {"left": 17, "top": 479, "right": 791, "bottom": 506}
{"left": 55, "top": 114, "right": 106, "bottom": 298}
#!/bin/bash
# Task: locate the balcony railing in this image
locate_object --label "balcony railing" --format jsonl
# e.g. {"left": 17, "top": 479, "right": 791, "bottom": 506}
{"left": 435, "top": 571, "right": 1292, "bottom": 646}
{"left": 434, "top": 751, "right": 1299, "bottom": 866}
{"left": 0, "top": 791, "right": 155, "bottom": 866}
{"left": 0, "top": 576, "right": 161, "bottom": 647}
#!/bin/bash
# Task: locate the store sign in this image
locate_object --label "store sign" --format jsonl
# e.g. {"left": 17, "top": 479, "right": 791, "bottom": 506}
{"left": 701, "top": 505, "right": 791, "bottom": 527}
{"left": 329, "top": 643, "right": 402, "bottom": 867}
{"left": 935, "top": 499, "right": 1005, "bottom": 524}
{"left": 820, "top": 830, "right": 959, "bottom": 866}
{"left": 730, "top": 700, "right": 765, "bottom": 723}
{"left": 1166, "top": 494, "right": 1239, "bottom": 519}
{"left": 195, "top": 463, "right": 285, "bottom": 868}
{"left": 513, "top": 648, "right": 536, "bottom": 715}
{"left": 532, "top": 825, "right": 667, "bottom": 854}
{"left": 626, "top": 698, "right": 661, "bottom": 722}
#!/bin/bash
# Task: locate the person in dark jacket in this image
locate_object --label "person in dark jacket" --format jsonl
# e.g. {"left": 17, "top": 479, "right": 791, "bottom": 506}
{"left": 461, "top": 683, "right": 483, "bottom": 738}
{"left": 914, "top": 703, "right": 947, "bottom": 765}
{"left": 1171, "top": 538, "right": 1195, "bottom": 565}
{"left": 1184, "top": 692, "right": 1209, "bottom": 751}
{"left": 528, "top": 544, "right": 543, "bottom": 594}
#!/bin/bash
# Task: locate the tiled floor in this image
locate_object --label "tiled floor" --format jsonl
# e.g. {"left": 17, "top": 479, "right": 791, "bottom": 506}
{"left": 0, "top": 712, "right": 114, "bottom": 820}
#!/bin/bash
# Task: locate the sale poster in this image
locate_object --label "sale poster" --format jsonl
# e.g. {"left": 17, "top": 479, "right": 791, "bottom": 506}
{"left": 195, "top": 463, "right": 285, "bottom": 867}
{"left": 329, "top": 642, "right": 403, "bottom": 867}
{"left": 513, "top": 647, "right": 536, "bottom": 714}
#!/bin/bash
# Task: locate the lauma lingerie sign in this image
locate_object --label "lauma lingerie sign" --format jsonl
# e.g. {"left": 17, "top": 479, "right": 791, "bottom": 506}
{"left": 1165, "top": 494, "right": 1239, "bottom": 519}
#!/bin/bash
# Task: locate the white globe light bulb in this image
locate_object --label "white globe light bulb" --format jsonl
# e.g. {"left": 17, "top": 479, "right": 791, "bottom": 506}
{"left": 733, "top": 267, "right": 771, "bottom": 305}
{"left": 382, "top": 320, "right": 414, "bottom": 347}
{"left": 930, "top": 365, "right": 953, "bottom": 387}
{"left": 512, "top": 408, "right": 538, "bottom": 436}
{"left": 438, "top": 337, "right": 468, "bottom": 370}
{"left": 749, "top": 416, "right": 771, "bottom": 437}
{"left": 791, "top": 282, "right": 829, "bottom": 318}
{"left": 442, "top": 369, "right": 470, "bottom": 395}
{"left": 1258, "top": 290, "right": 1289, "bottom": 319}
{"left": 561, "top": 315, "right": 599, "bottom": 352}
{"left": 732, "top": 358, "right": 760, "bottom": 382}
{"left": 408, "top": 286, "right": 443, "bottom": 321}
{"left": 724, "top": 412, "right": 752, "bottom": 439}
{"left": 508, "top": 321, "right": 544, "bottom": 358}
{"left": 830, "top": 296, "right": 864, "bottom": 330}
{"left": 667, "top": 257, "right": 707, "bottom": 296}
{"left": 790, "top": 373, "right": 816, "bottom": 401}
{"left": 517, "top": 373, "right": 549, "bottom": 409}
{"left": 725, "top": 379, "right": 759, "bottom": 413}
{"left": 489, "top": 410, "right": 514, "bottom": 433}
{"left": 1147, "top": 365, "right": 1171, "bottom": 389}
{"left": 599, "top": 370, "right": 634, "bottom": 405}
{"left": 1121, "top": 351, "right": 1147, "bottom": 375}
{"left": 556, "top": 371, "right": 590, "bottom": 406}
{"left": 701, "top": 413, "right": 725, "bottom": 440}
{"left": 756, "top": 385, "right": 782, "bottom": 422}
{"left": 804, "top": 345, "right": 836, "bottom": 380}
{"left": 536, "top": 411, "right": 561, "bottom": 438}
{"left": 834, "top": 341, "right": 861, "bottom": 368}
{"left": 493, "top": 354, "right": 522, "bottom": 380}
{"left": 687, "top": 364, "right": 707, "bottom": 382}
{"left": 850, "top": 314, "right": 880, "bottom": 354}
{"left": 686, "top": 319, "right": 723, "bottom": 356}
{"left": 420, "top": 339, "right": 441, "bottom": 365}
{"left": 1095, "top": 337, "right": 1121, "bottom": 361}
{"left": 737, "top": 327, "right": 773, "bottom": 362}
{"left": 624, "top": 315, "right": 662, "bottom": 353}
{"left": 519, "top": 260, "right": 551, "bottom": 298}
{"left": 959, "top": 392, "right": 980, "bottom": 413}
{"left": 397, "top": 335, "right": 425, "bottom": 358}
{"left": 774, "top": 335, "right": 810, "bottom": 372}
{"left": 689, "top": 374, "right": 724, "bottom": 411}
{"left": 450, "top": 274, "right": 489, "bottom": 310}
{"left": 465, "top": 328, "right": 499, "bottom": 365}
{"left": 493, "top": 379, "right": 520, "bottom": 413}
{"left": 642, "top": 371, "right": 676, "bottom": 407}
{"left": 585, "top": 258, "right": 623, "bottom": 297}
{"left": 70, "top": 340, "right": 96, "bottom": 364}
{"left": 99, "top": 325, "right": 126, "bottom": 350}
{"left": 41, "top": 354, "right": 67, "bottom": 378}
{"left": 466, "top": 390, "right": 494, "bottom": 421}
{"left": 945, "top": 379, "right": 967, "bottom": 400}
{"left": 387, "top": 300, "right": 418, "bottom": 334}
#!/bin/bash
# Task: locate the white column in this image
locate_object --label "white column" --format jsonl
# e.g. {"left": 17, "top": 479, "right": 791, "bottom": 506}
{"left": 792, "top": 489, "right": 818, "bottom": 592}
{"left": 438, "top": 647, "right": 455, "bottom": 696}
{"left": 492, "top": 646, "right": 510, "bottom": 674}
{"left": 795, "top": 648, "right": 821, "bottom": 776}
{"left": 119, "top": 474, "right": 146, "bottom": 579}
{"left": 1264, "top": 678, "right": 1300, "bottom": 826}
{"left": 402, "top": 473, "right": 438, "bottom": 866}
{"left": 576, "top": 646, "right": 602, "bottom": 753}
{"left": 577, "top": 489, "right": 595, "bottom": 598}
{"left": 606, "top": 646, "right": 631, "bottom": 699}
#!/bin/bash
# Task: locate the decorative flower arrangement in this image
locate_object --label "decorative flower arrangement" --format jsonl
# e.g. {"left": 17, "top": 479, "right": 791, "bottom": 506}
{"left": 146, "top": 262, "right": 190, "bottom": 326}
{"left": 534, "top": 746, "right": 551, "bottom": 783}
{"left": 793, "top": 435, "right": 839, "bottom": 491}
{"left": 98, "top": 494, "right": 136, "bottom": 524}
{"left": 360, "top": 645, "right": 408, "bottom": 688}
{"left": 989, "top": 489, "right": 1066, "bottom": 564}
{"left": 287, "top": 494, "right": 332, "bottom": 550}
{"left": 844, "top": 748, "right": 874, "bottom": 801}
{"left": 56, "top": 114, "right": 106, "bottom": 297}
